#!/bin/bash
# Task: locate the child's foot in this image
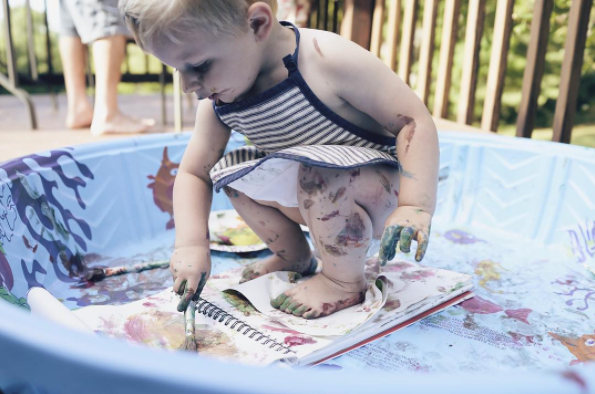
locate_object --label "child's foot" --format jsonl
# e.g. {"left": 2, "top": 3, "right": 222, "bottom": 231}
{"left": 270, "top": 272, "right": 366, "bottom": 319}
{"left": 240, "top": 253, "right": 317, "bottom": 284}
{"left": 90, "top": 112, "right": 155, "bottom": 136}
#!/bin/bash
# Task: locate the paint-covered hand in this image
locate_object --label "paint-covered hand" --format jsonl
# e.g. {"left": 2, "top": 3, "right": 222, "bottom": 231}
{"left": 379, "top": 206, "right": 432, "bottom": 265}
{"left": 170, "top": 246, "right": 211, "bottom": 312}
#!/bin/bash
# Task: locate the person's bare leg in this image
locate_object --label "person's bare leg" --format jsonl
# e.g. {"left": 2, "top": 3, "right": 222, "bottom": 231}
{"left": 271, "top": 164, "right": 399, "bottom": 319}
{"left": 90, "top": 35, "right": 154, "bottom": 135}
{"left": 59, "top": 36, "right": 93, "bottom": 129}
{"left": 223, "top": 187, "right": 316, "bottom": 284}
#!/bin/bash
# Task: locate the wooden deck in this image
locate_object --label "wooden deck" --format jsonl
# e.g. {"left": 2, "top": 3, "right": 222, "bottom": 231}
{"left": 0, "top": 93, "right": 197, "bottom": 162}
{"left": 0, "top": 93, "right": 487, "bottom": 163}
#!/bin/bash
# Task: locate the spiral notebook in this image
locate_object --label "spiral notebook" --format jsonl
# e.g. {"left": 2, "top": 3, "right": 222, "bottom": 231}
{"left": 73, "top": 257, "right": 473, "bottom": 367}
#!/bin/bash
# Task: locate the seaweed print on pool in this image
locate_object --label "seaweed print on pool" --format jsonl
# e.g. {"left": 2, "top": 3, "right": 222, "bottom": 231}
{"left": 0, "top": 241, "right": 13, "bottom": 290}
{"left": 0, "top": 182, "right": 17, "bottom": 243}
{"left": 444, "top": 229, "right": 486, "bottom": 245}
{"left": 0, "top": 150, "right": 94, "bottom": 286}
{"left": 567, "top": 219, "right": 595, "bottom": 264}
{"left": 147, "top": 147, "right": 179, "bottom": 230}
{"left": 555, "top": 286, "right": 595, "bottom": 312}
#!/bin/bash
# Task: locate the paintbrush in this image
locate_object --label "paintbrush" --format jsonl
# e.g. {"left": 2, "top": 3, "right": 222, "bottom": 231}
{"left": 85, "top": 259, "right": 170, "bottom": 282}
{"left": 177, "top": 273, "right": 208, "bottom": 352}
{"left": 181, "top": 300, "right": 198, "bottom": 352}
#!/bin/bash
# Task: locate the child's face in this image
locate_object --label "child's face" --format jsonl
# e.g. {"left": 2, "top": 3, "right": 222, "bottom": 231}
{"left": 146, "top": 28, "right": 262, "bottom": 102}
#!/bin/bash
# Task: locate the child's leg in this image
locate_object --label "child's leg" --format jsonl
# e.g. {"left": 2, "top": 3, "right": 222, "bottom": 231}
{"left": 271, "top": 164, "right": 399, "bottom": 319}
{"left": 223, "top": 187, "right": 315, "bottom": 283}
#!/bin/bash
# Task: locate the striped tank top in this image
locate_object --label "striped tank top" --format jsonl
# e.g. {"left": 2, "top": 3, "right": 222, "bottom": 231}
{"left": 210, "top": 21, "right": 400, "bottom": 207}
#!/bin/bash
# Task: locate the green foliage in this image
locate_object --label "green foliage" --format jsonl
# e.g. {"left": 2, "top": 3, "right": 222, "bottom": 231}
{"left": 380, "top": 0, "right": 595, "bottom": 129}
{"left": 0, "top": 6, "right": 63, "bottom": 75}
{"left": 496, "top": 0, "right": 595, "bottom": 128}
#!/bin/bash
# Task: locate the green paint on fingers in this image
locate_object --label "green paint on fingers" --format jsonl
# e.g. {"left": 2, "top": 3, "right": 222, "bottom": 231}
{"left": 379, "top": 225, "right": 403, "bottom": 265}
{"left": 177, "top": 284, "right": 196, "bottom": 312}
{"left": 399, "top": 227, "right": 415, "bottom": 253}
{"left": 415, "top": 237, "right": 429, "bottom": 262}
{"left": 176, "top": 279, "right": 187, "bottom": 295}
{"left": 193, "top": 271, "right": 208, "bottom": 302}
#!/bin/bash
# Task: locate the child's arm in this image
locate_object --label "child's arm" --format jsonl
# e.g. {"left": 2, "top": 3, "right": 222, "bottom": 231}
{"left": 314, "top": 33, "right": 439, "bottom": 263}
{"left": 171, "top": 100, "right": 231, "bottom": 311}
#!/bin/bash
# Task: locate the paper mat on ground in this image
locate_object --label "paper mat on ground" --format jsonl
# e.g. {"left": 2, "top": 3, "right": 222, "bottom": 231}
{"left": 71, "top": 258, "right": 473, "bottom": 367}
{"left": 73, "top": 283, "right": 294, "bottom": 366}
{"left": 218, "top": 271, "right": 388, "bottom": 336}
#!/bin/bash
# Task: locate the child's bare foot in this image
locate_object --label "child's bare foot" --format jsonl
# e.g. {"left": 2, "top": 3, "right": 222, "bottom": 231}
{"left": 240, "top": 253, "right": 317, "bottom": 283}
{"left": 66, "top": 105, "right": 94, "bottom": 129}
{"left": 271, "top": 273, "right": 366, "bottom": 319}
{"left": 90, "top": 112, "right": 155, "bottom": 136}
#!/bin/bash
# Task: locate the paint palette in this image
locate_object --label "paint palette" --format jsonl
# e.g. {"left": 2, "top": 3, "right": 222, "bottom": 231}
{"left": 209, "top": 210, "right": 309, "bottom": 253}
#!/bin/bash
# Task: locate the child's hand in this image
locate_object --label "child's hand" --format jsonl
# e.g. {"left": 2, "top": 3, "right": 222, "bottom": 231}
{"left": 379, "top": 206, "right": 432, "bottom": 265}
{"left": 170, "top": 246, "right": 211, "bottom": 312}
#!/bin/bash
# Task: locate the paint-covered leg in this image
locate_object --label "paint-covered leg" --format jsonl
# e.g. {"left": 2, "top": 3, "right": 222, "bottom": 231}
{"left": 270, "top": 165, "right": 398, "bottom": 319}
{"left": 223, "top": 187, "right": 315, "bottom": 284}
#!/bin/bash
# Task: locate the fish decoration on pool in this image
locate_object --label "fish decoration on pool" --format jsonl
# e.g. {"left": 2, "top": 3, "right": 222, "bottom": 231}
{"left": 147, "top": 147, "right": 179, "bottom": 230}
{"left": 549, "top": 331, "right": 595, "bottom": 365}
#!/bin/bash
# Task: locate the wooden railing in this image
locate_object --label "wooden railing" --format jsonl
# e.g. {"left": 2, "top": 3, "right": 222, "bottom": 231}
{"left": 337, "top": 0, "right": 594, "bottom": 143}
{"left": 2, "top": 0, "right": 592, "bottom": 143}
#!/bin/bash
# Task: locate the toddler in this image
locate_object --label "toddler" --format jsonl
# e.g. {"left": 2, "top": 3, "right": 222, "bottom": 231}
{"left": 120, "top": 0, "right": 438, "bottom": 319}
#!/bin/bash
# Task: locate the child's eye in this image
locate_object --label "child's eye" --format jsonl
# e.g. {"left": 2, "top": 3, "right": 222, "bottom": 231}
{"left": 193, "top": 61, "right": 210, "bottom": 74}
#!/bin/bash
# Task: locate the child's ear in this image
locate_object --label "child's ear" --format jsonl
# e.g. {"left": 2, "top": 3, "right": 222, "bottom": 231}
{"left": 247, "top": 3, "right": 274, "bottom": 41}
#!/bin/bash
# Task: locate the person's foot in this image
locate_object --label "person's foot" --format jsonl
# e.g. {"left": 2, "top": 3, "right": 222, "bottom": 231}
{"left": 66, "top": 104, "right": 94, "bottom": 129}
{"left": 240, "top": 252, "right": 317, "bottom": 284}
{"left": 270, "top": 272, "right": 366, "bottom": 319}
{"left": 90, "top": 112, "right": 155, "bottom": 136}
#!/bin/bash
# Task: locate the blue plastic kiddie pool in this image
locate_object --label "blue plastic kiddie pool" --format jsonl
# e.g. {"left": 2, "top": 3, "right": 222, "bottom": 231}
{"left": 1, "top": 130, "right": 594, "bottom": 393}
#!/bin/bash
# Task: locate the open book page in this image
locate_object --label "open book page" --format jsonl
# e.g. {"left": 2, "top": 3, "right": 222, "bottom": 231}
{"left": 213, "top": 269, "right": 389, "bottom": 336}
{"left": 212, "top": 256, "right": 473, "bottom": 364}
{"left": 73, "top": 256, "right": 472, "bottom": 367}
{"left": 72, "top": 281, "right": 295, "bottom": 366}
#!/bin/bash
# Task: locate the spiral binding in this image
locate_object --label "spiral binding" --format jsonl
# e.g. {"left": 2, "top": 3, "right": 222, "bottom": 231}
{"left": 195, "top": 298, "right": 295, "bottom": 355}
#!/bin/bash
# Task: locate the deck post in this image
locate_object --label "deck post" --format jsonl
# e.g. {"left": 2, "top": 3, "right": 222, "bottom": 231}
{"left": 340, "top": 0, "right": 375, "bottom": 50}
{"left": 515, "top": 0, "right": 553, "bottom": 139}
{"left": 456, "top": 0, "right": 486, "bottom": 125}
{"left": 551, "top": 0, "right": 593, "bottom": 144}
{"left": 398, "top": 0, "right": 418, "bottom": 85}
{"left": 384, "top": 0, "right": 402, "bottom": 72}
{"left": 417, "top": 0, "right": 439, "bottom": 105}
{"left": 481, "top": 0, "right": 514, "bottom": 132}
{"left": 370, "top": 0, "right": 386, "bottom": 57}
{"left": 433, "top": 0, "right": 461, "bottom": 119}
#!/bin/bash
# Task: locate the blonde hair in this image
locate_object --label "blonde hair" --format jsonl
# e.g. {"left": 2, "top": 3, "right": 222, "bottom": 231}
{"left": 119, "top": 0, "right": 278, "bottom": 50}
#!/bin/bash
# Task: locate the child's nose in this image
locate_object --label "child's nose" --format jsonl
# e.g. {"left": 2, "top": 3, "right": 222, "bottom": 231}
{"left": 180, "top": 71, "right": 201, "bottom": 94}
